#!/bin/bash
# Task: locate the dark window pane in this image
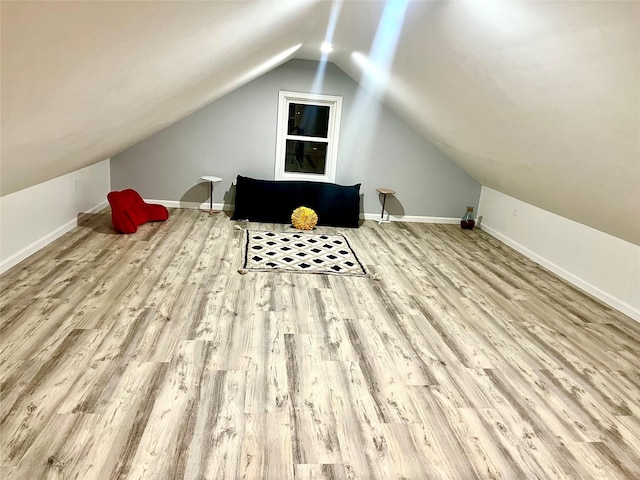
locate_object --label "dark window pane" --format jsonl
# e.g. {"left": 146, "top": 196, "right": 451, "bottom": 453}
{"left": 284, "top": 140, "right": 327, "bottom": 175}
{"left": 287, "top": 104, "right": 330, "bottom": 138}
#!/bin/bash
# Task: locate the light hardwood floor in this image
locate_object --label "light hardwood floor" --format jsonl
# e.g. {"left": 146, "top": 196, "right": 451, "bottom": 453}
{"left": 1, "top": 208, "right": 639, "bottom": 479}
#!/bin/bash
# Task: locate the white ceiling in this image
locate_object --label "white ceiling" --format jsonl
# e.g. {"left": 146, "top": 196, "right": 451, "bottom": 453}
{"left": 2, "top": 1, "right": 638, "bottom": 244}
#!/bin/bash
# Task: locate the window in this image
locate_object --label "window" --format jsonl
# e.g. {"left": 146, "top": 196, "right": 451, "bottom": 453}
{"left": 274, "top": 91, "right": 343, "bottom": 182}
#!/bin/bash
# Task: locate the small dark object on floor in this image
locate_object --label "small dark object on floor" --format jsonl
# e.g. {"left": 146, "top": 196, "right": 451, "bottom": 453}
{"left": 460, "top": 206, "right": 476, "bottom": 230}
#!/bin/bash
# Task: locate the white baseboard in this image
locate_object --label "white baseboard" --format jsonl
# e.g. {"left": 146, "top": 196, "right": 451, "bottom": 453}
{"left": 144, "top": 199, "right": 233, "bottom": 211}
{"left": 362, "top": 213, "right": 460, "bottom": 224}
{"left": 481, "top": 224, "right": 640, "bottom": 322}
{"left": 146, "top": 201, "right": 458, "bottom": 225}
{"left": 0, "top": 200, "right": 109, "bottom": 275}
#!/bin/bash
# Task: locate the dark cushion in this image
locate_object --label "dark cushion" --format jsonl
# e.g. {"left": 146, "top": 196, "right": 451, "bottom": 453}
{"left": 232, "top": 175, "right": 360, "bottom": 228}
{"left": 107, "top": 189, "right": 169, "bottom": 234}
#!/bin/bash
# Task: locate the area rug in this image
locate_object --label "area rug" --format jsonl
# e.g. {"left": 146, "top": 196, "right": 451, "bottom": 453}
{"left": 240, "top": 229, "right": 368, "bottom": 276}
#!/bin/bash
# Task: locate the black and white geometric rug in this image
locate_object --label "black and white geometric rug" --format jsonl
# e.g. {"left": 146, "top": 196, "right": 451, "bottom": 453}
{"left": 241, "top": 230, "right": 368, "bottom": 276}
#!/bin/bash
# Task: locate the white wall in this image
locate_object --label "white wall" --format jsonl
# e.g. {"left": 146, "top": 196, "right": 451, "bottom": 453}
{"left": 478, "top": 187, "right": 640, "bottom": 321}
{"left": 0, "top": 159, "right": 111, "bottom": 273}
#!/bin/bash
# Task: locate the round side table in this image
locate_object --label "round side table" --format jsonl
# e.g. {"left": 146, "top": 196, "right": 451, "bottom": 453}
{"left": 200, "top": 176, "right": 223, "bottom": 215}
{"left": 376, "top": 187, "right": 396, "bottom": 224}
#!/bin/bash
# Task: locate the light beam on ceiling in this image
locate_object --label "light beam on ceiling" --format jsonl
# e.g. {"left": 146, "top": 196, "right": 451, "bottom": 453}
{"left": 356, "top": 0, "right": 409, "bottom": 95}
{"left": 342, "top": 0, "right": 409, "bottom": 164}
{"left": 230, "top": 43, "right": 303, "bottom": 93}
{"left": 311, "top": 0, "right": 343, "bottom": 93}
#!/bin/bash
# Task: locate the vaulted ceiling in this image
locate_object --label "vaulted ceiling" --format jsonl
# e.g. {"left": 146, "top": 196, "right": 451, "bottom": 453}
{"left": 2, "top": 1, "right": 638, "bottom": 244}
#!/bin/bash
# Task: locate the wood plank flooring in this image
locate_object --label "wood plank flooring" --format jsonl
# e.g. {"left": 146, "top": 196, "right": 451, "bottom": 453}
{"left": 1, "top": 208, "right": 639, "bottom": 479}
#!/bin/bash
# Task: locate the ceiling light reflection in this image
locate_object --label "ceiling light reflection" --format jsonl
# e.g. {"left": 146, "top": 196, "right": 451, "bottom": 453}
{"left": 320, "top": 42, "right": 334, "bottom": 53}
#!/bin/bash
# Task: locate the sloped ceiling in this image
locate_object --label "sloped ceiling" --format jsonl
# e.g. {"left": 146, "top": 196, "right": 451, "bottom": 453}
{"left": 2, "top": 1, "right": 638, "bottom": 245}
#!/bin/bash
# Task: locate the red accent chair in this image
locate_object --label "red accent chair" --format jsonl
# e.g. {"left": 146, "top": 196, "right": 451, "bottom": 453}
{"left": 107, "top": 189, "right": 169, "bottom": 234}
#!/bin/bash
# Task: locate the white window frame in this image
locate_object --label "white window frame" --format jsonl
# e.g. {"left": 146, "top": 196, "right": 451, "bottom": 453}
{"left": 274, "top": 91, "right": 343, "bottom": 183}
